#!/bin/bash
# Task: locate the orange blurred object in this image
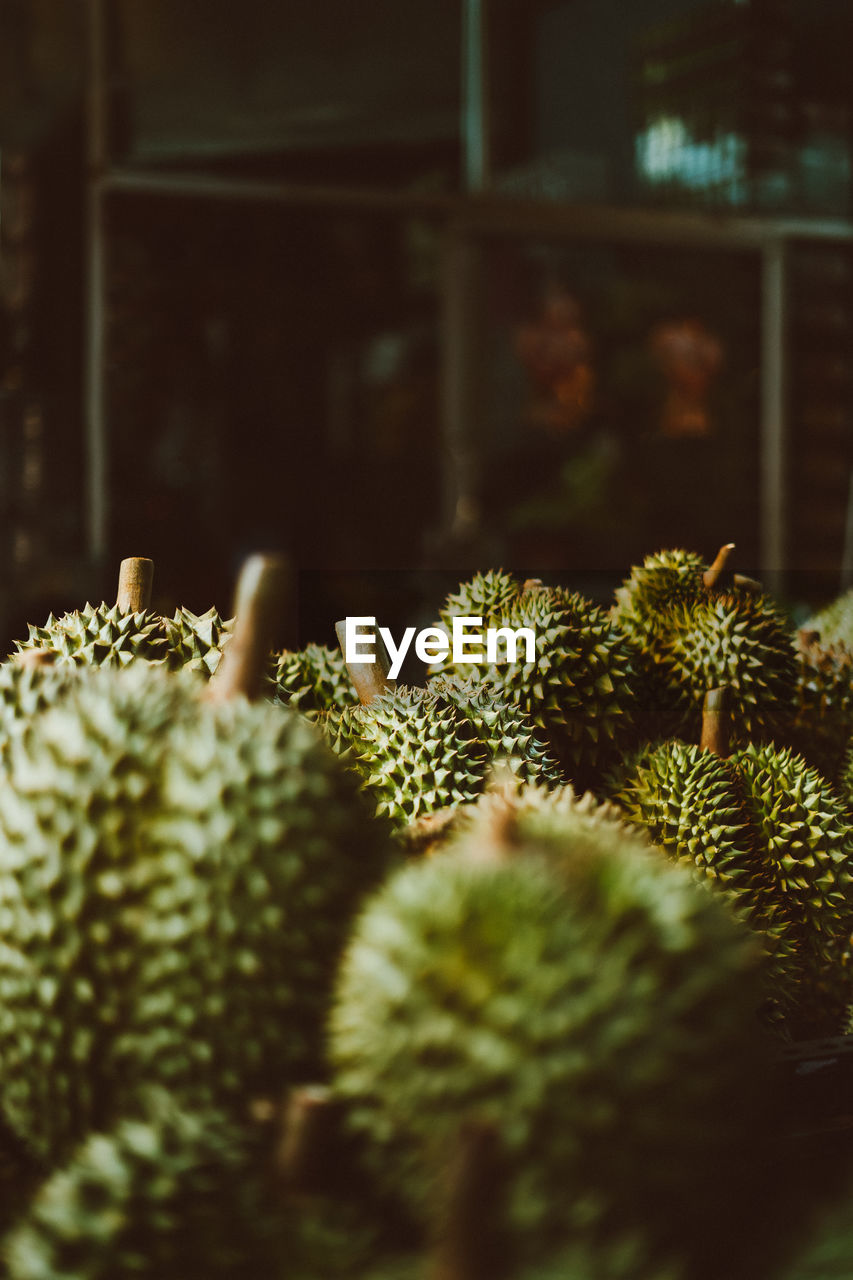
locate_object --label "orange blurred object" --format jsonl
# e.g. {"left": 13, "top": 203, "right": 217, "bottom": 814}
{"left": 514, "top": 288, "right": 595, "bottom": 433}
{"left": 649, "top": 317, "right": 724, "bottom": 438}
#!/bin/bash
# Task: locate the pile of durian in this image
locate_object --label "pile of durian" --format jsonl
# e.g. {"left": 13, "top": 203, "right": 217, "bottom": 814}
{"left": 1, "top": 548, "right": 853, "bottom": 1278}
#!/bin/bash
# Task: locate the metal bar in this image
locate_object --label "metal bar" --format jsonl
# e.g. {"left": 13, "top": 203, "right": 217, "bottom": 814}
{"left": 462, "top": 0, "right": 490, "bottom": 191}
{"left": 439, "top": 224, "right": 480, "bottom": 541}
{"left": 760, "top": 240, "right": 787, "bottom": 586}
{"left": 100, "top": 168, "right": 853, "bottom": 249}
{"left": 84, "top": 0, "right": 109, "bottom": 562}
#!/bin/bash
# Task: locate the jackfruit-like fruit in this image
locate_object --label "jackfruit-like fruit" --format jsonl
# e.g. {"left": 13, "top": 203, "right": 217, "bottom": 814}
{"left": 614, "top": 739, "right": 853, "bottom": 1033}
{"left": 481, "top": 584, "right": 642, "bottom": 789}
{"left": 613, "top": 549, "right": 798, "bottom": 746}
{"left": 323, "top": 686, "right": 491, "bottom": 828}
{"left": 272, "top": 643, "right": 355, "bottom": 717}
{"left": 431, "top": 569, "right": 522, "bottom": 676}
{"left": 4, "top": 1095, "right": 280, "bottom": 1280}
{"left": 13, "top": 602, "right": 168, "bottom": 668}
{"left": 804, "top": 587, "right": 853, "bottom": 651}
{"left": 0, "top": 662, "right": 391, "bottom": 1164}
{"left": 329, "top": 782, "right": 770, "bottom": 1273}
{"left": 790, "top": 631, "right": 853, "bottom": 785}
{"left": 161, "top": 605, "right": 233, "bottom": 678}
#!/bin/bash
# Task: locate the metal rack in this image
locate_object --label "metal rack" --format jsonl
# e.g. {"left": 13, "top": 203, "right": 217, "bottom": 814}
{"left": 82, "top": 0, "right": 853, "bottom": 587}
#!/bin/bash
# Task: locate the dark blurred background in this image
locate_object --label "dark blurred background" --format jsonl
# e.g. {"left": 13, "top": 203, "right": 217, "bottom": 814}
{"left": 0, "top": 0, "right": 851, "bottom": 649}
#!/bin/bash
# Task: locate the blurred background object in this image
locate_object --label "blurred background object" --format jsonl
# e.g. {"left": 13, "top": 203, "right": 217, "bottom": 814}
{"left": 0, "top": 0, "right": 851, "bottom": 645}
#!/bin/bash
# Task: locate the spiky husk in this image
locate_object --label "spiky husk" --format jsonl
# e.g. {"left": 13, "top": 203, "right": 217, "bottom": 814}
{"left": 430, "top": 570, "right": 521, "bottom": 677}
{"left": 614, "top": 740, "right": 853, "bottom": 1032}
{"left": 0, "top": 664, "right": 391, "bottom": 1163}
{"left": 0, "top": 663, "right": 77, "bottom": 763}
{"left": 323, "top": 687, "right": 491, "bottom": 828}
{"left": 804, "top": 587, "right": 853, "bottom": 651}
{"left": 658, "top": 591, "right": 799, "bottom": 746}
{"left": 4, "top": 1095, "right": 280, "bottom": 1280}
{"left": 789, "top": 633, "right": 853, "bottom": 785}
{"left": 271, "top": 643, "right": 355, "bottom": 717}
{"left": 161, "top": 606, "right": 233, "bottom": 678}
{"left": 478, "top": 585, "right": 641, "bottom": 789}
{"left": 13, "top": 603, "right": 168, "bottom": 668}
{"left": 612, "top": 548, "right": 708, "bottom": 646}
{"left": 426, "top": 674, "right": 565, "bottom": 789}
{"left": 330, "top": 784, "right": 770, "bottom": 1273}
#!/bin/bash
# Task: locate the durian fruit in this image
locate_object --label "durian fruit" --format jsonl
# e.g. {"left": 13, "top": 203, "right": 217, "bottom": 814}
{"left": 612, "top": 544, "right": 798, "bottom": 746}
{"left": 481, "top": 582, "right": 642, "bottom": 789}
{"left": 426, "top": 674, "right": 565, "bottom": 788}
{"left": 161, "top": 605, "right": 233, "bottom": 678}
{"left": 329, "top": 782, "right": 773, "bottom": 1278}
{"left": 0, "top": 658, "right": 77, "bottom": 763}
{"left": 612, "top": 547, "right": 708, "bottom": 647}
{"left": 271, "top": 642, "right": 355, "bottom": 718}
{"left": 431, "top": 569, "right": 522, "bottom": 677}
{"left": 323, "top": 685, "right": 491, "bottom": 828}
{"left": 789, "top": 629, "right": 853, "bottom": 785}
{"left": 613, "top": 731, "right": 853, "bottom": 1033}
{"left": 803, "top": 586, "right": 853, "bottom": 651}
{"left": 0, "top": 557, "right": 392, "bottom": 1165}
{"left": 4, "top": 1093, "right": 282, "bottom": 1280}
{"left": 13, "top": 598, "right": 168, "bottom": 668}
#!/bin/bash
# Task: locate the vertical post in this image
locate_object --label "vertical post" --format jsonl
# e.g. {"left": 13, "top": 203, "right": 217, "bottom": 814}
{"left": 760, "top": 239, "right": 787, "bottom": 591}
{"left": 84, "top": 0, "right": 109, "bottom": 564}
{"left": 462, "top": 0, "right": 490, "bottom": 192}
{"left": 439, "top": 224, "right": 481, "bottom": 542}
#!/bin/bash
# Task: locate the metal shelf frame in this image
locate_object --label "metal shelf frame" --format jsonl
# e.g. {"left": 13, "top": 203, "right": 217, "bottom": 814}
{"left": 83, "top": 0, "right": 853, "bottom": 581}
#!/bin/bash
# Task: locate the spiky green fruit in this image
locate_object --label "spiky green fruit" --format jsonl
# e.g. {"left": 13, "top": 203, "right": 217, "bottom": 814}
{"left": 271, "top": 643, "right": 355, "bottom": 717}
{"left": 0, "top": 662, "right": 77, "bottom": 763}
{"left": 477, "top": 585, "right": 641, "bottom": 789}
{"left": 0, "top": 663, "right": 391, "bottom": 1163}
{"left": 790, "top": 633, "right": 853, "bottom": 785}
{"left": 4, "top": 1096, "right": 280, "bottom": 1280}
{"left": 612, "top": 548, "right": 708, "bottom": 646}
{"left": 330, "top": 783, "right": 769, "bottom": 1272}
{"left": 804, "top": 587, "right": 853, "bottom": 650}
{"left": 324, "top": 686, "right": 491, "bottom": 827}
{"left": 426, "top": 674, "right": 565, "bottom": 788}
{"left": 431, "top": 570, "right": 521, "bottom": 676}
{"left": 614, "top": 740, "right": 853, "bottom": 1032}
{"left": 659, "top": 592, "right": 798, "bottom": 744}
{"left": 13, "top": 603, "right": 168, "bottom": 668}
{"left": 161, "top": 606, "right": 233, "bottom": 678}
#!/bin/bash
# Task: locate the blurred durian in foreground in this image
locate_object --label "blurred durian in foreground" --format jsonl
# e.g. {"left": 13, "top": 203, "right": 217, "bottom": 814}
{"left": 330, "top": 782, "right": 772, "bottom": 1277}
{"left": 0, "top": 559, "right": 392, "bottom": 1166}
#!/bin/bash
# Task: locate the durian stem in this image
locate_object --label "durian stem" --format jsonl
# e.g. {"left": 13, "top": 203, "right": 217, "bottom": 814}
{"left": 521, "top": 578, "right": 544, "bottom": 593}
{"left": 430, "top": 1119, "right": 509, "bottom": 1280}
{"left": 116, "top": 557, "right": 154, "bottom": 613}
{"left": 207, "top": 553, "right": 291, "bottom": 703}
{"left": 334, "top": 619, "right": 396, "bottom": 705}
{"left": 700, "top": 686, "right": 731, "bottom": 757}
{"left": 733, "top": 573, "right": 762, "bottom": 594}
{"left": 703, "top": 543, "right": 735, "bottom": 590}
{"left": 275, "top": 1085, "right": 343, "bottom": 1198}
{"left": 12, "top": 647, "right": 57, "bottom": 670}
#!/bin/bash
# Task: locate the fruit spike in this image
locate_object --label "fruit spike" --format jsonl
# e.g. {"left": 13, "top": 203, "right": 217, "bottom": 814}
{"left": 207, "top": 553, "right": 290, "bottom": 703}
{"left": 115, "top": 557, "right": 154, "bottom": 613}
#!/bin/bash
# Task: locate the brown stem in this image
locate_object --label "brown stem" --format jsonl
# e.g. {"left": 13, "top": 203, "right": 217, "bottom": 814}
{"left": 733, "top": 574, "right": 762, "bottom": 594}
{"left": 700, "top": 686, "right": 731, "bottom": 757}
{"left": 521, "top": 578, "right": 544, "bottom": 594}
{"left": 116, "top": 557, "right": 154, "bottom": 613}
{"left": 430, "top": 1119, "right": 509, "bottom": 1280}
{"left": 335, "top": 618, "right": 395, "bottom": 705}
{"left": 12, "top": 648, "right": 57, "bottom": 671}
{"left": 274, "top": 1085, "right": 344, "bottom": 1199}
{"left": 207, "top": 553, "right": 290, "bottom": 703}
{"left": 703, "top": 543, "right": 735, "bottom": 590}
